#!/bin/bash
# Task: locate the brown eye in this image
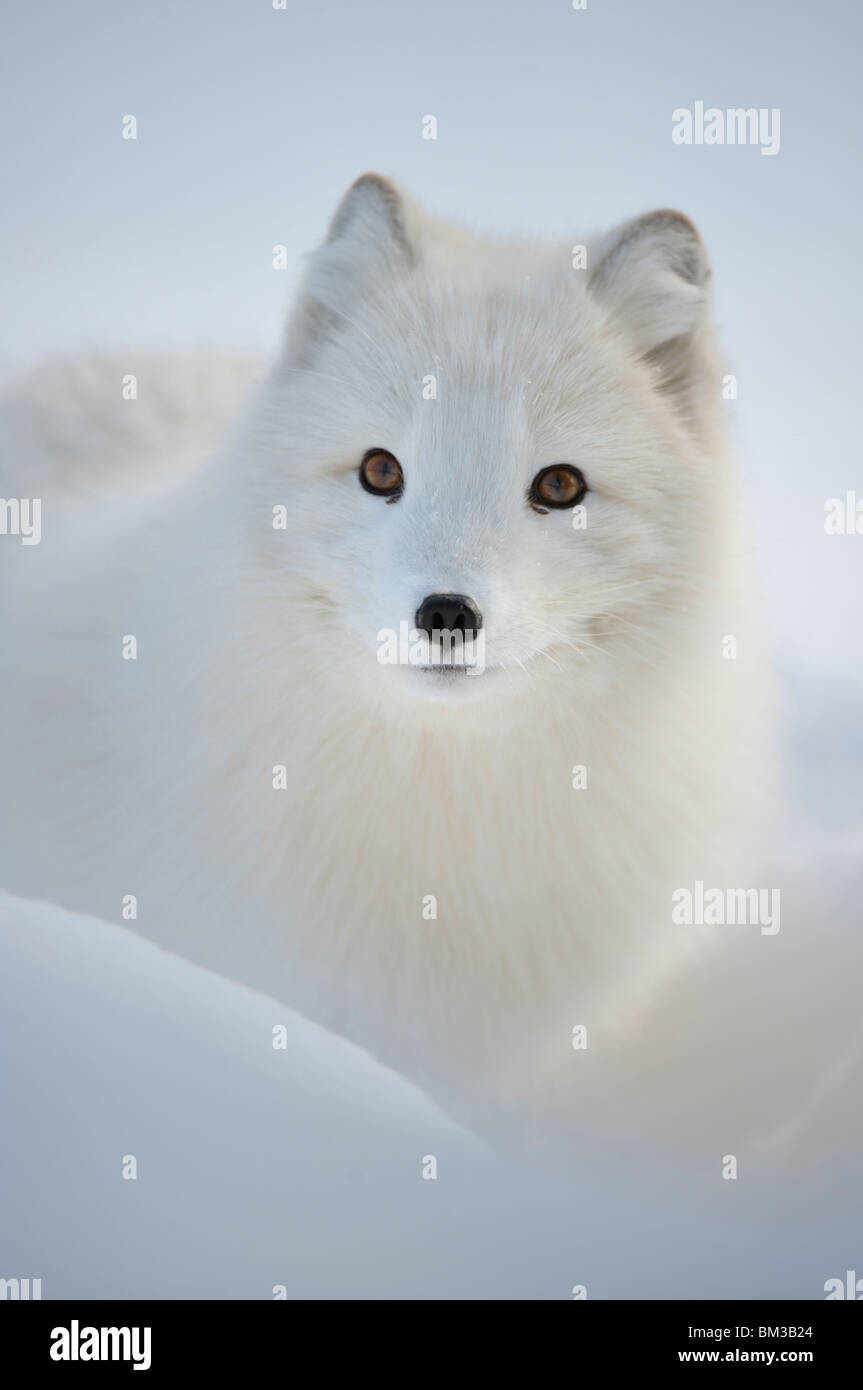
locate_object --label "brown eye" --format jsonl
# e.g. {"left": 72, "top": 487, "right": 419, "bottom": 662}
{"left": 359, "top": 449, "right": 404, "bottom": 500}
{"left": 529, "top": 464, "right": 587, "bottom": 511}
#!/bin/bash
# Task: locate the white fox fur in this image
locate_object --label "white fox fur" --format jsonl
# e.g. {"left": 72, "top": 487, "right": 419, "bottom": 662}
{"left": 6, "top": 175, "right": 838, "bottom": 1162}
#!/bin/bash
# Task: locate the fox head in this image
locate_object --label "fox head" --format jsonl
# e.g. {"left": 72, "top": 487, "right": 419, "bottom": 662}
{"left": 245, "top": 174, "right": 729, "bottom": 715}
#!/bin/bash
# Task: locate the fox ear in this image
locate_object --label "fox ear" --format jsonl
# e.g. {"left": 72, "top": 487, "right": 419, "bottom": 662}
{"left": 589, "top": 209, "right": 708, "bottom": 352}
{"left": 588, "top": 210, "right": 716, "bottom": 424}
{"left": 325, "top": 172, "right": 413, "bottom": 264}
{"left": 284, "top": 174, "right": 414, "bottom": 364}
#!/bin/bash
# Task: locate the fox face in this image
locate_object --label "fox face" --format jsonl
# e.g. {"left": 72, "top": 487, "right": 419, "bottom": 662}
{"left": 248, "top": 175, "right": 725, "bottom": 712}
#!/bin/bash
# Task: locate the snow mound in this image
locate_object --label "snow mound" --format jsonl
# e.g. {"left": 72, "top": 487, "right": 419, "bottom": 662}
{"left": 1, "top": 891, "right": 860, "bottom": 1299}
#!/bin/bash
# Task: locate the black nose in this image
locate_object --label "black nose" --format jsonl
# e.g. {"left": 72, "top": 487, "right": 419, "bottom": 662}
{"left": 415, "top": 593, "right": 483, "bottom": 637}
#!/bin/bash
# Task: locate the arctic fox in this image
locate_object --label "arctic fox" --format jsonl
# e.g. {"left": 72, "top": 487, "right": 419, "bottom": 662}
{"left": 1, "top": 176, "right": 792, "bottom": 1152}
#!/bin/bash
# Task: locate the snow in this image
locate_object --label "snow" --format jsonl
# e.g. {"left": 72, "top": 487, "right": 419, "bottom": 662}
{"left": 1, "top": 883, "right": 859, "bottom": 1300}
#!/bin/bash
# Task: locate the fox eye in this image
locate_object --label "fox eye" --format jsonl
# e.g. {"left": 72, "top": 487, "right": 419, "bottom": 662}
{"left": 359, "top": 449, "right": 404, "bottom": 501}
{"left": 529, "top": 464, "right": 587, "bottom": 511}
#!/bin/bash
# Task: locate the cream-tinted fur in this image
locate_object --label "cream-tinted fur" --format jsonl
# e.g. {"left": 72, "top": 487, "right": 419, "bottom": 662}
{"left": 5, "top": 177, "right": 836, "bottom": 1163}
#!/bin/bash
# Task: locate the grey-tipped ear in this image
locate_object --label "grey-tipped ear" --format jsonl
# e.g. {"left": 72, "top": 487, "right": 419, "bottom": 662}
{"left": 589, "top": 210, "right": 716, "bottom": 427}
{"left": 589, "top": 209, "right": 708, "bottom": 353}
{"left": 283, "top": 173, "right": 415, "bottom": 366}
{"left": 326, "top": 172, "right": 412, "bottom": 261}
